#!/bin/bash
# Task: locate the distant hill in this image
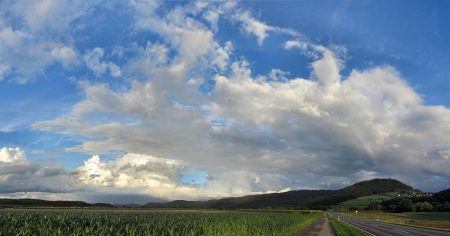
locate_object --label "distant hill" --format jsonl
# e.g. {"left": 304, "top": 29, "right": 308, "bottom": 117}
{"left": 0, "top": 198, "right": 114, "bottom": 208}
{"left": 335, "top": 192, "right": 401, "bottom": 210}
{"left": 432, "top": 188, "right": 450, "bottom": 203}
{"left": 338, "top": 179, "right": 413, "bottom": 196}
{"left": 145, "top": 178, "right": 415, "bottom": 209}
{"left": 0, "top": 179, "right": 420, "bottom": 209}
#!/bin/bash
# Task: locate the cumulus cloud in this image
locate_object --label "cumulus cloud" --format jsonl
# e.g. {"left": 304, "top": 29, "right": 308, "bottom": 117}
{"left": 211, "top": 50, "right": 450, "bottom": 182}
{"left": 311, "top": 47, "right": 342, "bottom": 88}
{"left": 17, "top": 0, "right": 450, "bottom": 200}
{"left": 0, "top": 147, "right": 76, "bottom": 194}
{"left": 78, "top": 154, "right": 181, "bottom": 188}
{"left": 73, "top": 153, "right": 292, "bottom": 200}
{"left": 75, "top": 153, "right": 203, "bottom": 200}
{"left": 0, "top": 147, "right": 27, "bottom": 163}
{"left": 126, "top": 0, "right": 235, "bottom": 102}
{"left": 0, "top": 147, "right": 193, "bottom": 202}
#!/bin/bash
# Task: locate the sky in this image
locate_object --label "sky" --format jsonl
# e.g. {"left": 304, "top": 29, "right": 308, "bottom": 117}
{"left": 0, "top": 0, "right": 449, "bottom": 204}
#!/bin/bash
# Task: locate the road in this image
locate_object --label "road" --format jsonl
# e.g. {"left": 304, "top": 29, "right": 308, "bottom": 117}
{"left": 296, "top": 213, "right": 335, "bottom": 236}
{"left": 330, "top": 212, "right": 450, "bottom": 236}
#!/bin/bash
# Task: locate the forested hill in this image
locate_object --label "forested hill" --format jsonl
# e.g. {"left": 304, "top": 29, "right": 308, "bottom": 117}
{"left": 432, "top": 188, "right": 450, "bottom": 202}
{"left": 145, "top": 178, "right": 415, "bottom": 209}
{"left": 338, "top": 178, "right": 414, "bottom": 195}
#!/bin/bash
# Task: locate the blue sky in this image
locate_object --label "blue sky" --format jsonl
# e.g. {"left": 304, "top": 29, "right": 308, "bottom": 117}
{"left": 0, "top": 0, "right": 449, "bottom": 203}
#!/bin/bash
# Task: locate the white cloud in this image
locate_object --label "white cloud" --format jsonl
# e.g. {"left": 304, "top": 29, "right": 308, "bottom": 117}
{"left": 233, "top": 10, "right": 300, "bottom": 46}
{"left": 311, "top": 47, "right": 341, "bottom": 88}
{"left": 75, "top": 153, "right": 223, "bottom": 200}
{"left": 284, "top": 40, "right": 326, "bottom": 60}
{"left": 36, "top": 38, "right": 450, "bottom": 197}
{"left": 51, "top": 46, "right": 78, "bottom": 67}
{"left": 0, "top": 27, "right": 51, "bottom": 83}
{"left": 0, "top": 27, "right": 28, "bottom": 47}
{"left": 203, "top": 1, "right": 237, "bottom": 31}
{"left": 84, "top": 48, "right": 122, "bottom": 77}
{"left": 0, "top": 26, "right": 56, "bottom": 82}
{"left": 0, "top": 147, "right": 78, "bottom": 195}
{"left": 210, "top": 41, "right": 233, "bottom": 71}
{"left": 130, "top": 1, "right": 231, "bottom": 92}
{"left": 78, "top": 154, "right": 181, "bottom": 189}
{"left": 203, "top": 10, "right": 220, "bottom": 31}
{"left": 27, "top": 0, "right": 450, "bottom": 199}
{"left": 268, "top": 69, "right": 289, "bottom": 82}
{"left": 211, "top": 49, "right": 450, "bottom": 182}
{"left": 4, "top": 147, "right": 281, "bottom": 201}
{"left": 10, "top": 0, "right": 88, "bottom": 33}
{"left": 284, "top": 40, "right": 305, "bottom": 50}
{"left": 234, "top": 11, "right": 270, "bottom": 46}
{"left": 438, "top": 150, "right": 450, "bottom": 160}
{"left": 145, "top": 43, "right": 169, "bottom": 66}
{"left": 0, "top": 64, "right": 10, "bottom": 80}
{"left": 73, "top": 152, "right": 290, "bottom": 200}
{"left": 0, "top": 0, "right": 91, "bottom": 83}
{"left": 0, "top": 147, "right": 27, "bottom": 163}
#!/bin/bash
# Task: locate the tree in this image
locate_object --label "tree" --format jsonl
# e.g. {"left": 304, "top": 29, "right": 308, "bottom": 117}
{"left": 387, "top": 204, "right": 397, "bottom": 211}
{"left": 415, "top": 201, "right": 433, "bottom": 212}
{"left": 397, "top": 199, "right": 415, "bottom": 212}
{"left": 421, "top": 201, "right": 433, "bottom": 211}
{"left": 367, "top": 202, "right": 382, "bottom": 210}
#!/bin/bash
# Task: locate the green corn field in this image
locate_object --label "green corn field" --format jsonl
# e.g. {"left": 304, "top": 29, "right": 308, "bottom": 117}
{"left": 0, "top": 208, "right": 319, "bottom": 236}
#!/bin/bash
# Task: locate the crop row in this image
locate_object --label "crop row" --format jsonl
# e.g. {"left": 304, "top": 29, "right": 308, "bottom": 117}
{"left": 0, "top": 209, "right": 318, "bottom": 236}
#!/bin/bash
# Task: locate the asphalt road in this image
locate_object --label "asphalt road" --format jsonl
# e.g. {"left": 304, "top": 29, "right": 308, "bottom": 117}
{"left": 330, "top": 212, "right": 450, "bottom": 236}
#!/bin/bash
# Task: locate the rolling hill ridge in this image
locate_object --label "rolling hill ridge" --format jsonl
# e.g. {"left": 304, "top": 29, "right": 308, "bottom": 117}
{"left": 2, "top": 179, "right": 445, "bottom": 209}
{"left": 145, "top": 178, "right": 415, "bottom": 209}
{"left": 0, "top": 198, "right": 113, "bottom": 207}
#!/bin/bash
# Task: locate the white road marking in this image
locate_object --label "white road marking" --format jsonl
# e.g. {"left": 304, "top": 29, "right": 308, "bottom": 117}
{"left": 394, "top": 229, "right": 410, "bottom": 234}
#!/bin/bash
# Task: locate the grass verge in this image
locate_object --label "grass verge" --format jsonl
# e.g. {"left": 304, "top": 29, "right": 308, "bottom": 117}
{"left": 285, "top": 214, "right": 321, "bottom": 236}
{"left": 328, "top": 214, "right": 371, "bottom": 236}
